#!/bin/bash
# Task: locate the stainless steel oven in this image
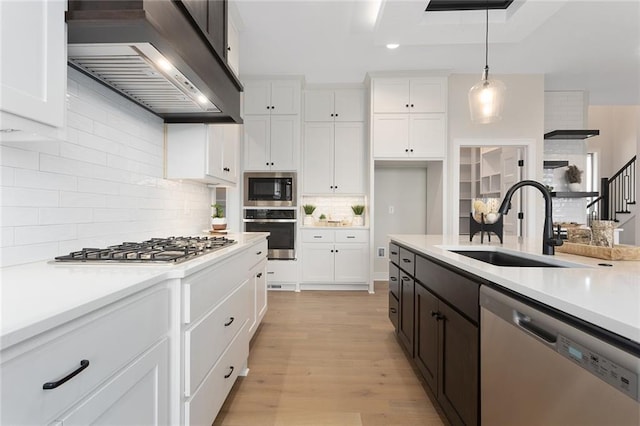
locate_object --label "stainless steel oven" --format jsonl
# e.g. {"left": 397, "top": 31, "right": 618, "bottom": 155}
{"left": 244, "top": 209, "right": 296, "bottom": 259}
{"left": 244, "top": 172, "right": 296, "bottom": 207}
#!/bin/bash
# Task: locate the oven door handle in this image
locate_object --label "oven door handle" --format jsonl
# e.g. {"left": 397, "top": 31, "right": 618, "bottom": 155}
{"left": 243, "top": 219, "right": 298, "bottom": 223}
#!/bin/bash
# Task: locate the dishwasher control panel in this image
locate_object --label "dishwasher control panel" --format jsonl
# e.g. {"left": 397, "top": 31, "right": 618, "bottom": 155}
{"left": 558, "top": 335, "right": 638, "bottom": 401}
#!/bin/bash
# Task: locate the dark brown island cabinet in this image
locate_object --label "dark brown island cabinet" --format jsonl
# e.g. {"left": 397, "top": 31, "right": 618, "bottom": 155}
{"left": 388, "top": 242, "right": 481, "bottom": 426}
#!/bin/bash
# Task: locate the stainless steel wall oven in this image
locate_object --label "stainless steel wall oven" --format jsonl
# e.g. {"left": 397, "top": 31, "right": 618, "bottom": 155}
{"left": 243, "top": 172, "right": 296, "bottom": 207}
{"left": 244, "top": 209, "right": 296, "bottom": 260}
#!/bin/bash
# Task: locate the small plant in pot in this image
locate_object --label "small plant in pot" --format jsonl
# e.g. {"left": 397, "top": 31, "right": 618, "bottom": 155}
{"left": 211, "top": 203, "right": 227, "bottom": 230}
{"left": 351, "top": 205, "right": 365, "bottom": 226}
{"left": 318, "top": 213, "right": 327, "bottom": 226}
{"left": 565, "top": 165, "right": 583, "bottom": 191}
{"left": 302, "top": 204, "right": 316, "bottom": 226}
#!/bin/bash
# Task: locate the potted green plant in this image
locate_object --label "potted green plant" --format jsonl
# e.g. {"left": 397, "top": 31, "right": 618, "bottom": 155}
{"left": 351, "top": 205, "right": 365, "bottom": 226}
{"left": 318, "top": 213, "right": 327, "bottom": 226}
{"left": 565, "top": 165, "right": 583, "bottom": 191}
{"left": 211, "top": 203, "right": 227, "bottom": 230}
{"left": 302, "top": 204, "right": 316, "bottom": 226}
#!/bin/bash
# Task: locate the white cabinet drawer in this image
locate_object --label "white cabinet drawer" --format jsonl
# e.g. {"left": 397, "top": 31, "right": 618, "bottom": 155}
{"left": 185, "top": 321, "right": 249, "bottom": 426}
{"left": 301, "top": 229, "right": 335, "bottom": 242}
{"left": 0, "top": 287, "right": 170, "bottom": 426}
{"left": 251, "top": 240, "right": 268, "bottom": 268}
{"left": 266, "top": 259, "right": 298, "bottom": 282}
{"left": 185, "top": 279, "right": 252, "bottom": 396}
{"left": 335, "top": 230, "right": 369, "bottom": 243}
{"left": 184, "top": 250, "right": 251, "bottom": 323}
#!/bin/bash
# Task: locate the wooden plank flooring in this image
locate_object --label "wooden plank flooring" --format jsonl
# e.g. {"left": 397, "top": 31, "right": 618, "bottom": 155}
{"left": 213, "top": 282, "right": 446, "bottom": 426}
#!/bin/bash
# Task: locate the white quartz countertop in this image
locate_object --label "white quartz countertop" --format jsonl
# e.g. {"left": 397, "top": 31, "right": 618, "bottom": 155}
{"left": 389, "top": 234, "right": 640, "bottom": 344}
{"left": 0, "top": 233, "right": 269, "bottom": 349}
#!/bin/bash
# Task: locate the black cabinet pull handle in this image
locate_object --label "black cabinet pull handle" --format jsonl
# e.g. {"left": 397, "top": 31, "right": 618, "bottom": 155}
{"left": 431, "top": 311, "right": 444, "bottom": 321}
{"left": 271, "top": 106, "right": 275, "bottom": 109}
{"left": 405, "top": 104, "right": 409, "bottom": 108}
{"left": 224, "top": 317, "right": 235, "bottom": 327}
{"left": 331, "top": 249, "right": 334, "bottom": 253}
{"left": 335, "top": 250, "right": 339, "bottom": 253}
{"left": 334, "top": 186, "right": 338, "bottom": 189}
{"left": 313, "top": 235, "right": 322, "bottom": 238}
{"left": 410, "top": 104, "right": 414, "bottom": 107}
{"left": 410, "top": 149, "right": 414, "bottom": 153}
{"left": 266, "top": 106, "right": 270, "bottom": 109}
{"left": 390, "top": 277, "right": 397, "bottom": 281}
{"left": 256, "top": 251, "right": 262, "bottom": 255}
{"left": 346, "top": 236, "right": 355, "bottom": 239}
{"left": 228, "top": 46, "right": 231, "bottom": 51}
{"left": 390, "top": 308, "right": 397, "bottom": 313}
{"left": 390, "top": 251, "right": 398, "bottom": 255}
{"left": 224, "top": 366, "right": 235, "bottom": 379}
{"left": 257, "top": 272, "right": 263, "bottom": 278}
{"left": 271, "top": 162, "right": 274, "bottom": 166}
{"left": 405, "top": 148, "right": 409, "bottom": 153}
{"left": 267, "top": 271, "right": 275, "bottom": 275}
{"left": 266, "top": 162, "right": 269, "bottom": 165}
{"left": 43, "top": 360, "right": 90, "bottom": 390}
{"left": 401, "top": 276, "right": 410, "bottom": 281}
{"left": 335, "top": 113, "right": 339, "bottom": 117}
{"left": 330, "top": 113, "right": 334, "bottom": 117}
{"left": 402, "top": 258, "right": 411, "bottom": 263}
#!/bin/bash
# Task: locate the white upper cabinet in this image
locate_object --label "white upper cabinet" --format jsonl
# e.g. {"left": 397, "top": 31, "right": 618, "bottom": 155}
{"left": 226, "top": 10, "right": 240, "bottom": 76}
{"left": 372, "top": 77, "right": 446, "bottom": 113}
{"left": 243, "top": 80, "right": 301, "bottom": 115}
{"left": 303, "top": 122, "right": 364, "bottom": 194}
{"left": 304, "top": 89, "right": 365, "bottom": 122}
{"left": 166, "top": 123, "right": 239, "bottom": 185}
{"left": 371, "top": 76, "right": 448, "bottom": 159}
{"left": 244, "top": 115, "right": 299, "bottom": 171}
{"left": 0, "top": 0, "right": 66, "bottom": 129}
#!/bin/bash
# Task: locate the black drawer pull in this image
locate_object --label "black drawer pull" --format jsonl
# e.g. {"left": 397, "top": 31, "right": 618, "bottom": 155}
{"left": 267, "top": 271, "right": 275, "bottom": 275}
{"left": 224, "top": 366, "right": 235, "bottom": 379}
{"left": 402, "top": 258, "right": 411, "bottom": 263}
{"left": 313, "top": 235, "right": 322, "bottom": 238}
{"left": 390, "top": 308, "right": 397, "bottom": 314}
{"left": 256, "top": 251, "right": 263, "bottom": 255}
{"left": 224, "top": 317, "right": 235, "bottom": 327}
{"left": 401, "top": 276, "right": 410, "bottom": 281}
{"left": 43, "top": 360, "right": 90, "bottom": 390}
{"left": 431, "top": 311, "right": 444, "bottom": 321}
{"left": 257, "top": 272, "right": 263, "bottom": 278}
{"left": 390, "top": 277, "right": 397, "bottom": 281}
{"left": 390, "top": 251, "right": 398, "bottom": 255}
{"left": 346, "top": 236, "right": 355, "bottom": 239}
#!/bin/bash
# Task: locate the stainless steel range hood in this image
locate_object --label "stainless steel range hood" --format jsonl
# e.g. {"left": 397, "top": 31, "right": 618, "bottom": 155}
{"left": 66, "top": 1, "right": 242, "bottom": 123}
{"left": 544, "top": 130, "right": 600, "bottom": 140}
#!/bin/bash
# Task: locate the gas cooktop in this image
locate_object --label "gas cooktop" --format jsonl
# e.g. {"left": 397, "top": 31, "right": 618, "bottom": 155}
{"left": 54, "top": 236, "right": 236, "bottom": 264}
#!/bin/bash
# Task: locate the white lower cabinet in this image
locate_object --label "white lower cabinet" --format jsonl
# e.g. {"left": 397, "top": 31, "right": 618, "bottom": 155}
{"left": 301, "top": 230, "right": 369, "bottom": 288}
{"left": 0, "top": 286, "right": 171, "bottom": 425}
{"left": 248, "top": 259, "right": 268, "bottom": 337}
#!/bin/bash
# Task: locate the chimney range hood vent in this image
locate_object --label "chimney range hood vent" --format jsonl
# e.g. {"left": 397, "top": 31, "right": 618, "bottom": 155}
{"left": 544, "top": 130, "right": 600, "bottom": 140}
{"left": 66, "top": 1, "right": 242, "bottom": 123}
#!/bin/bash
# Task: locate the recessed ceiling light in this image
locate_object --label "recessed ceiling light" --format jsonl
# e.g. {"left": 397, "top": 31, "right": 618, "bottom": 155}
{"left": 386, "top": 43, "right": 400, "bottom": 50}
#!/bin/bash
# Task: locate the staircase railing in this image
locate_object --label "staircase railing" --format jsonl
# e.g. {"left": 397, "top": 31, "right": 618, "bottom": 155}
{"left": 587, "top": 155, "right": 636, "bottom": 224}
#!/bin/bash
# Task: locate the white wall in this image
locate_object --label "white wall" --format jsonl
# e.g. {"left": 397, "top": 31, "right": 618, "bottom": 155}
{"left": 373, "top": 166, "right": 428, "bottom": 278}
{"left": 0, "top": 68, "right": 211, "bottom": 267}
{"left": 447, "top": 74, "right": 545, "bottom": 237}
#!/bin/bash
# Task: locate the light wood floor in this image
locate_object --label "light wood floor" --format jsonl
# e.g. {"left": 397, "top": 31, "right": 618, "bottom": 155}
{"left": 213, "top": 282, "right": 446, "bottom": 426}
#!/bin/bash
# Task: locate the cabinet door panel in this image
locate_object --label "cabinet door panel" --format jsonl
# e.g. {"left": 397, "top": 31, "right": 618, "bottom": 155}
{"left": 301, "top": 243, "right": 335, "bottom": 282}
{"left": 54, "top": 339, "right": 169, "bottom": 426}
{"left": 334, "top": 243, "right": 368, "bottom": 283}
{"left": 372, "top": 79, "right": 409, "bottom": 113}
{"left": 304, "top": 90, "right": 334, "bottom": 122}
{"left": 270, "top": 115, "right": 299, "bottom": 170}
{"left": 303, "top": 122, "right": 334, "bottom": 193}
{"left": 410, "top": 78, "right": 446, "bottom": 113}
{"left": 243, "top": 116, "right": 270, "bottom": 171}
{"left": 334, "top": 89, "right": 365, "bottom": 122}
{"left": 221, "top": 124, "right": 239, "bottom": 183}
{"left": 270, "top": 80, "right": 300, "bottom": 115}
{"left": 255, "top": 261, "right": 268, "bottom": 324}
{"left": 398, "top": 272, "right": 414, "bottom": 356}
{"left": 206, "top": 125, "right": 225, "bottom": 178}
{"left": 409, "top": 114, "right": 445, "bottom": 158}
{"left": 373, "top": 114, "right": 409, "bottom": 158}
{"left": 0, "top": 0, "right": 66, "bottom": 127}
{"left": 414, "top": 284, "right": 439, "bottom": 393}
{"left": 243, "top": 81, "right": 271, "bottom": 114}
{"left": 438, "top": 302, "right": 479, "bottom": 426}
{"left": 334, "top": 122, "right": 364, "bottom": 194}
{"left": 388, "top": 262, "right": 400, "bottom": 299}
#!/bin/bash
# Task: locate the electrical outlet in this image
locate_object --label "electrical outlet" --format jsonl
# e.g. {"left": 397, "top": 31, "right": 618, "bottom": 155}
{"left": 388, "top": 205, "right": 395, "bottom": 214}
{"left": 377, "top": 247, "right": 385, "bottom": 257}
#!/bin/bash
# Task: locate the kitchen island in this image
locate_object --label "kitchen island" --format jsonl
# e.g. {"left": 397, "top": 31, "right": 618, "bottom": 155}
{"left": 388, "top": 234, "right": 639, "bottom": 426}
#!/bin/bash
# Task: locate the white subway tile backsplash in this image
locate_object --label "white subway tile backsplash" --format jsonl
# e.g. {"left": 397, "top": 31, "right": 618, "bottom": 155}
{"left": 15, "top": 224, "right": 77, "bottom": 245}
{"left": 1, "top": 207, "right": 39, "bottom": 226}
{"left": 60, "top": 142, "right": 108, "bottom": 165}
{"left": 1, "top": 166, "right": 15, "bottom": 186}
{"left": 14, "top": 169, "right": 77, "bottom": 191}
{"left": 0, "top": 145, "right": 40, "bottom": 169}
{"left": 66, "top": 93, "right": 109, "bottom": 123}
{"left": 40, "top": 154, "right": 126, "bottom": 182}
{"left": 39, "top": 207, "right": 93, "bottom": 225}
{"left": 0, "top": 242, "right": 60, "bottom": 267}
{"left": 59, "top": 191, "right": 107, "bottom": 208}
{"left": 93, "top": 208, "right": 136, "bottom": 223}
{"left": 2, "top": 187, "right": 59, "bottom": 207}
{"left": 77, "top": 177, "right": 119, "bottom": 195}
{"left": 77, "top": 130, "right": 119, "bottom": 154}
{"left": 67, "top": 110, "right": 94, "bottom": 133}
{"left": 1, "top": 227, "right": 15, "bottom": 247}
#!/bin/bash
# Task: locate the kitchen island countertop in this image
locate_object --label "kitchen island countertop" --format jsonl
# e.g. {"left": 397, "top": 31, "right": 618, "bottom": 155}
{"left": 389, "top": 234, "right": 640, "bottom": 344}
{"left": 1, "top": 233, "right": 269, "bottom": 349}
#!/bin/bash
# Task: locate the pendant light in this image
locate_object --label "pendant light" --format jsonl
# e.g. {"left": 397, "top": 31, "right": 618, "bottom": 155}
{"left": 468, "top": 7, "right": 506, "bottom": 124}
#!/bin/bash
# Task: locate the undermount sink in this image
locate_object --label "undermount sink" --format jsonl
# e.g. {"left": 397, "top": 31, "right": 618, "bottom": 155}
{"left": 449, "top": 250, "right": 566, "bottom": 268}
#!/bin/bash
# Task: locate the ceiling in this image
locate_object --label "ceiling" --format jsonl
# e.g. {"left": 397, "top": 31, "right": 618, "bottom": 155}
{"left": 234, "top": 0, "right": 640, "bottom": 105}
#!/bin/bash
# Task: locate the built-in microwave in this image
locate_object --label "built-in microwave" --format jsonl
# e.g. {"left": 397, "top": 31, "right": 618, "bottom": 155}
{"left": 244, "top": 172, "right": 296, "bottom": 207}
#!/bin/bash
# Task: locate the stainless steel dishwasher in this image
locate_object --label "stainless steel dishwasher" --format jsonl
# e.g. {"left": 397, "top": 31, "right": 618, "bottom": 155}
{"left": 480, "top": 286, "right": 640, "bottom": 426}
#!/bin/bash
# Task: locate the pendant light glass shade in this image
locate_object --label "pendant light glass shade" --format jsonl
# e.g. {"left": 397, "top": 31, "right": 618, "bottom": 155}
{"left": 469, "top": 9, "right": 506, "bottom": 124}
